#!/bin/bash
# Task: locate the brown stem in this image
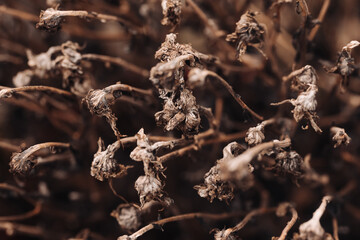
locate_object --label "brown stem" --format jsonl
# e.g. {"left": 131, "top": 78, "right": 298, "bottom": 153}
{"left": 108, "top": 178, "right": 130, "bottom": 205}
{"left": 81, "top": 54, "right": 149, "bottom": 78}
{"left": 0, "top": 5, "right": 39, "bottom": 22}
{"left": 0, "top": 139, "right": 21, "bottom": 152}
{"left": 106, "top": 83, "right": 153, "bottom": 97}
{"left": 185, "top": 0, "right": 224, "bottom": 38}
{"left": 41, "top": 9, "right": 143, "bottom": 34}
{"left": 0, "top": 222, "right": 44, "bottom": 237}
{"left": 332, "top": 217, "right": 340, "bottom": 240}
{"left": 121, "top": 210, "right": 245, "bottom": 240}
{"left": 308, "top": 0, "right": 331, "bottom": 41}
{"left": 277, "top": 206, "right": 298, "bottom": 240}
{"left": 0, "top": 86, "right": 74, "bottom": 98}
{"left": 0, "top": 201, "right": 42, "bottom": 221}
{"left": 206, "top": 72, "right": 263, "bottom": 121}
{"left": 214, "top": 97, "right": 224, "bottom": 128}
{"left": 228, "top": 207, "right": 277, "bottom": 233}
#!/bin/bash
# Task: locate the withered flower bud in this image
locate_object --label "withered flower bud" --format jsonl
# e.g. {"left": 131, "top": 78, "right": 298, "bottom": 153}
{"left": 326, "top": 40, "right": 360, "bottom": 89}
{"left": 130, "top": 128, "right": 155, "bottom": 162}
{"left": 111, "top": 206, "right": 141, "bottom": 232}
{"left": 245, "top": 123, "right": 265, "bottom": 145}
{"left": 9, "top": 149, "right": 35, "bottom": 175}
{"left": 274, "top": 150, "right": 303, "bottom": 177}
{"left": 272, "top": 84, "right": 322, "bottom": 133}
{"left": 134, "top": 174, "right": 163, "bottom": 206}
{"left": 161, "top": 0, "right": 182, "bottom": 27}
{"left": 194, "top": 142, "right": 243, "bottom": 202}
{"left": 283, "top": 65, "right": 318, "bottom": 92}
{"left": 226, "top": 11, "right": 265, "bottom": 60}
{"left": 85, "top": 88, "right": 122, "bottom": 138}
{"left": 36, "top": 8, "right": 64, "bottom": 32}
{"left": 9, "top": 142, "right": 71, "bottom": 175}
{"left": 155, "top": 89, "right": 200, "bottom": 135}
{"left": 90, "top": 138, "right": 130, "bottom": 181}
{"left": 330, "top": 126, "right": 351, "bottom": 148}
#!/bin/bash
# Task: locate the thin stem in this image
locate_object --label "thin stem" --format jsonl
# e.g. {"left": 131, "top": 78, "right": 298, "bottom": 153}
{"left": 40, "top": 9, "right": 143, "bottom": 33}
{"left": 185, "top": 0, "right": 224, "bottom": 38}
{"left": 0, "top": 5, "right": 39, "bottom": 22}
{"left": 0, "top": 139, "right": 21, "bottom": 152}
{"left": 297, "top": 0, "right": 310, "bottom": 17}
{"left": 0, "top": 201, "right": 42, "bottom": 221}
{"left": 214, "top": 97, "right": 224, "bottom": 128}
{"left": 106, "top": 83, "right": 153, "bottom": 97}
{"left": 82, "top": 54, "right": 149, "bottom": 78}
{"left": 121, "top": 210, "right": 245, "bottom": 240}
{"left": 108, "top": 179, "right": 130, "bottom": 205}
{"left": 0, "top": 222, "right": 44, "bottom": 237}
{"left": 206, "top": 72, "right": 263, "bottom": 121}
{"left": 158, "top": 144, "right": 199, "bottom": 163}
{"left": 308, "top": 0, "right": 331, "bottom": 41}
{"left": 332, "top": 217, "right": 339, "bottom": 240}
{"left": 278, "top": 206, "right": 298, "bottom": 240}
{"left": 0, "top": 86, "right": 74, "bottom": 98}
{"left": 222, "top": 138, "right": 291, "bottom": 177}
{"left": 0, "top": 183, "right": 42, "bottom": 222}
{"left": 231, "top": 207, "right": 276, "bottom": 232}
{"left": 0, "top": 183, "right": 26, "bottom": 195}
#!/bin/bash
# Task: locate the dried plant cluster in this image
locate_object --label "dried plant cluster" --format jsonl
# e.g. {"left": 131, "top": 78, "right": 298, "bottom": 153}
{"left": 0, "top": 0, "right": 359, "bottom": 240}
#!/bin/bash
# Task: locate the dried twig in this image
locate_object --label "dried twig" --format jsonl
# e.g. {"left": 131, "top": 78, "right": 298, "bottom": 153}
{"left": 81, "top": 54, "right": 149, "bottom": 78}
{"left": 118, "top": 210, "right": 245, "bottom": 240}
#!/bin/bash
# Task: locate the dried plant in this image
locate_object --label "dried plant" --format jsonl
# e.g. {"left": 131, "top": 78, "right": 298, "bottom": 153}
{"left": 161, "top": 0, "right": 182, "bottom": 27}
{"left": 226, "top": 11, "right": 265, "bottom": 60}
{"left": 90, "top": 138, "right": 131, "bottom": 181}
{"left": 194, "top": 142, "right": 242, "bottom": 203}
{"left": 272, "top": 83, "right": 322, "bottom": 133}
{"left": 293, "top": 196, "right": 333, "bottom": 240}
{"left": 330, "top": 126, "right": 351, "bottom": 148}
{"left": 326, "top": 40, "right": 360, "bottom": 91}
{"left": 9, "top": 142, "right": 70, "bottom": 175}
{"left": 111, "top": 205, "right": 141, "bottom": 232}
{"left": 220, "top": 138, "right": 291, "bottom": 182}
{"left": 1, "top": 1, "right": 359, "bottom": 239}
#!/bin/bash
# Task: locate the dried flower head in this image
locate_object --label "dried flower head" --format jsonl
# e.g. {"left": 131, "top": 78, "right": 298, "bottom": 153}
{"left": 9, "top": 142, "right": 71, "bottom": 175}
{"left": 274, "top": 150, "right": 303, "bottom": 177}
{"left": 161, "top": 0, "right": 182, "bottom": 27}
{"left": 326, "top": 40, "right": 360, "bottom": 89}
{"left": 272, "top": 84, "right": 322, "bottom": 133}
{"left": 283, "top": 65, "right": 318, "bottom": 92}
{"left": 194, "top": 142, "right": 247, "bottom": 202}
{"left": 245, "top": 123, "right": 265, "bottom": 145}
{"left": 155, "top": 89, "right": 200, "bottom": 135}
{"left": 111, "top": 206, "right": 141, "bottom": 232}
{"left": 330, "top": 126, "right": 351, "bottom": 148}
{"left": 226, "top": 11, "right": 265, "bottom": 60}
{"left": 90, "top": 138, "right": 131, "bottom": 181}
{"left": 220, "top": 139, "right": 291, "bottom": 182}
{"left": 295, "top": 196, "right": 333, "bottom": 240}
{"left": 9, "top": 149, "right": 36, "bottom": 175}
{"left": 85, "top": 88, "right": 123, "bottom": 138}
{"left": 130, "top": 129, "right": 156, "bottom": 163}
{"left": 134, "top": 174, "right": 172, "bottom": 206}
{"left": 36, "top": 8, "right": 64, "bottom": 32}
{"left": 151, "top": 34, "right": 216, "bottom": 94}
